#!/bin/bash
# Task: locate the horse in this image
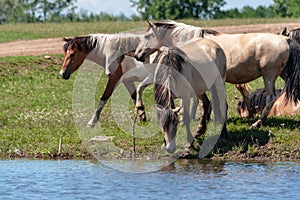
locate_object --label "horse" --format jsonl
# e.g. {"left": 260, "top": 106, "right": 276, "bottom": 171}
{"left": 153, "top": 38, "right": 227, "bottom": 153}
{"left": 236, "top": 88, "right": 300, "bottom": 117}
{"left": 236, "top": 88, "right": 282, "bottom": 117}
{"left": 135, "top": 20, "right": 300, "bottom": 128}
{"left": 60, "top": 33, "right": 153, "bottom": 127}
{"left": 280, "top": 27, "right": 300, "bottom": 44}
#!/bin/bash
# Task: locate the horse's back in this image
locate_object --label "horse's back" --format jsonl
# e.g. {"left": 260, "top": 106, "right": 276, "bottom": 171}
{"left": 206, "top": 33, "right": 290, "bottom": 83}
{"left": 269, "top": 91, "right": 300, "bottom": 116}
{"left": 180, "top": 38, "right": 227, "bottom": 80}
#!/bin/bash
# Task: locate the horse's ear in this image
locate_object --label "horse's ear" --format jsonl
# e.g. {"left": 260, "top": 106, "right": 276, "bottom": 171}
{"left": 63, "top": 37, "right": 72, "bottom": 42}
{"left": 280, "top": 27, "right": 289, "bottom": 36}
{"left": 147, "top": 20, "right": 155, "bottom": 28}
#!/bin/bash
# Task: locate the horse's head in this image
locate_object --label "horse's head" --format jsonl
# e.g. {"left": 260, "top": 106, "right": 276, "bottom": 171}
{"left": 156, "top": 106, "right": 181, "bottom": 153}
{"left": 60, "top": 36, "right": 91, "bottom": 80}
{"left": 135, "top": 21, "right": 161, "bottom": 62}
{"left": 235, "top": 97, "right": 249, "bottom": 118}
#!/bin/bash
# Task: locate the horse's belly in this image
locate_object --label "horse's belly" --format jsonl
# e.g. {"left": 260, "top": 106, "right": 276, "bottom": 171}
{"left": 226, "top": 65, "right": 261, "bottom": 84}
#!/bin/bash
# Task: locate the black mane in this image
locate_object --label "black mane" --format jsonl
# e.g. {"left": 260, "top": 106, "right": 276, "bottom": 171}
{"left": 63, "top": 36, "right": 97, "bottom": 53}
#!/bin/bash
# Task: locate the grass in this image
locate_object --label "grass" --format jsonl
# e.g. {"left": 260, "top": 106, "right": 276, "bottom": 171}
{"left": 0, "top": 55, "right": 299, "bottom": 160}
{"left": 1, "top": 18, "right": 300, "bottom": 42}
{"left": 0, "top": 20, "right": 299, "bottom": 160}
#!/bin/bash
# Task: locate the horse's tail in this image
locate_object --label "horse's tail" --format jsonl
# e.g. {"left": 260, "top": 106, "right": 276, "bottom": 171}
{"left": 284, "top": 39, "right": 300, "bottom": 104}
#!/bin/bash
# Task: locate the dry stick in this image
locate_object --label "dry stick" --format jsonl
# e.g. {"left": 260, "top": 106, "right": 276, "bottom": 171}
{"left": 58, "top": 135, "right": 62, "bottom": 155}
{"left": 132, "top": 112, "right": 138, "bottom": 157}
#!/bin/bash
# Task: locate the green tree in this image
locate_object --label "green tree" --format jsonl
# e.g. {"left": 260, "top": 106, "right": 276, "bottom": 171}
{"left": 273, "top": 0, "right": 300, "bottom": 17}
{"left": 130, "top": 0, "right": 226, "bottom": 20}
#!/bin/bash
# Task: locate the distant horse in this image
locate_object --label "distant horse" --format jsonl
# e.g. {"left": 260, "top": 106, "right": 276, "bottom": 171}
{"left": 236, "top": 88, "right": 300, "bottom": 117}
{"left": 280, "top": 27, "right": 300, "bottom": 44}
{"left": 135, "top": 20, "right": 300, "bottom": 128}
{"left": 61, "top": 33, "right": 153, "bottom": 127}
{"left": 153, "top": 38, "right": 227, "bottom": 153}
{"left": 236, "top": 88, "right": 282, "bottom": 117}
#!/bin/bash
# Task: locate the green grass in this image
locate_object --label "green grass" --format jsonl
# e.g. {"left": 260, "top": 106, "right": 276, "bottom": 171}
{"left": 0, "top": 55, "right": 299, "bottom": 160}
{"left": 1, "top": 18, "right": 300, "bottom": 42}
{"left": 0, "top": 20, "right": 299, "bottom": 160}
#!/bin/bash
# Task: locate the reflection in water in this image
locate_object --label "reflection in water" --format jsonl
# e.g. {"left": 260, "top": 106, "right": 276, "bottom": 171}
{"left": 0, "top": 159, "right": 299, "bottom": 199}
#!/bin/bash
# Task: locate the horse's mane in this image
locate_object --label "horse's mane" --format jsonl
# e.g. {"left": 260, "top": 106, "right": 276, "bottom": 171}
{"left": 248, "top": 88, "right": 283, "bottom": 114}
{"left": 63, "top": 33, "right": 141, "bottom": 56}
{"left": 154, "top": 47, "right": 185, "bottom": 108}
{"left": 63, "top": 35, "right": 97, "bottom": 53}
{"left": 151, "top": 20, "right": 221, "bottom": 38}
{"left": 89, "top": 33, "right": 141, "bottom": 55}
{"left": 154, "top": 47, "right": 186, "bottom": 128}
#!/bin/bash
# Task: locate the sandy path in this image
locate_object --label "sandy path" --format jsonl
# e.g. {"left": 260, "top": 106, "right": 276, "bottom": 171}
{"left": 0, "top": 23, "right": 300, "bottom": 58}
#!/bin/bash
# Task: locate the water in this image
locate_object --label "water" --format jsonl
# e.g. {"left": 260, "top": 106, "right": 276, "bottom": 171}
{"left": 1, "top": 159, "right": 300, "bottom": 199}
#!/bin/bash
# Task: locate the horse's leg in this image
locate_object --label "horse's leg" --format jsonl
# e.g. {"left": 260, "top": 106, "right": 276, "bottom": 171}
{"left": 194, "top": 93, "right": 211, "bottom": 138}
{"left": 135, "top": 74, "right": 153, "bottom": 122}
{"left": 87, "top": 65, "right": 123, "bottom": 128}
{"left": 251, "top": 77, "right": 277, "bottom": 128}
{"left": 211, "top": 82, "right": 228, "bottom": 138}
{"left": 190, "top": 97, "right": 198, "bottom": 121}
{"left": 235, "top": 83, "right": 253, "bottom": 118}
{"left": 182, "top": 98, "right": 194, "bottom": 151}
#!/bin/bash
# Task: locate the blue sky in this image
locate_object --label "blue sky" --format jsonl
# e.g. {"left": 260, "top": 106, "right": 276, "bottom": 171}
{"left": 76, "top": 0, "right": 274, "bottom": 16}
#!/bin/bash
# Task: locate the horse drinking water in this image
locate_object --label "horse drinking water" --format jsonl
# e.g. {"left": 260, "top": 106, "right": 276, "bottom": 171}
{"left": 153, "top": 38, "right": 227, "bottom": 153}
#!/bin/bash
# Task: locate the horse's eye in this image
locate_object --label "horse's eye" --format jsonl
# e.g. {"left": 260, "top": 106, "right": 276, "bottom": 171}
{"left": 70, "top": 53, "right": 75, "bottom": 58}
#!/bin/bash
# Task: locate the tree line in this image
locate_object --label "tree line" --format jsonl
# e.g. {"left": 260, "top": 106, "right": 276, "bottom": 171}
{"left": 0, "top": 0, "right": 300, "bottom": 24}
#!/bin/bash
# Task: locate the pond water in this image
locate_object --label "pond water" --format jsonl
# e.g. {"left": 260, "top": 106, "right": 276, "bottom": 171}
{"left": 1, "top": 159, "right": 300, "bottom": 199}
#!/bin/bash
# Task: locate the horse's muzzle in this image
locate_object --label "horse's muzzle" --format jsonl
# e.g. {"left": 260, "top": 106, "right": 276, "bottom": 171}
{"left": 60, "top": 70, "right": 70, "bottom": 80}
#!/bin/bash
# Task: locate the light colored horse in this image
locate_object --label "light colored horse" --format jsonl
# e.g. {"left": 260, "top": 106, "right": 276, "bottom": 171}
{"left": 153, "top": 38, "right": 227, "bottom": 153}
{"left": 135, "top": 20, "right": 300, "bottom": 128}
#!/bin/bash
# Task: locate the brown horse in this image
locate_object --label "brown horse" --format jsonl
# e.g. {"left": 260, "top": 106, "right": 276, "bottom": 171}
{"left": 135, "top": 20, "right": 300, "bottom": 128}
{"left": 236, "top": 88, "right": 300, "bottom": 117}
{"left": 60, "top": 34, "right": 153, "bottom": 127}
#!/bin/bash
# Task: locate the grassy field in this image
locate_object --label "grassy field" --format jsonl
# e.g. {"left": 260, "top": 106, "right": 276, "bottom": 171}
{"left": 0, "top": 20, "right": 299, "bottom": 160}
{"left": 1, "top": 18, "right": 300, "bottom": 42}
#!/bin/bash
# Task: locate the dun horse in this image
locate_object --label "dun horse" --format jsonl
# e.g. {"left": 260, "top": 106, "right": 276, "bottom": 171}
{"left": 135, "top": 20, "right": 300, "bottom": 128}
{"left": 153, "top": 38, "right": 227, "bottom": 153}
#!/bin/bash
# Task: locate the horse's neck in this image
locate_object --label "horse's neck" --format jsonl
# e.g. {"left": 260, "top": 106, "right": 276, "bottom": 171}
{"left": 86, "top": 34, "right": 141, "bottom": 67}
{"left": 86, "top": 34, "right": 108, "bottom": 68}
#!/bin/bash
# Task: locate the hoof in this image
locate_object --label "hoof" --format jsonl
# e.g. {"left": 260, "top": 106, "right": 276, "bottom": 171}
{"left": 138, "top": 112, "right": 147, "bottom": 122}
{"left": 136, "top": 106, "right": 147, "bottom": 122}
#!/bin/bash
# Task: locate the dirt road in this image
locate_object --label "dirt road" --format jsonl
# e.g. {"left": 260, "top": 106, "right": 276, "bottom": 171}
{"left": 1, "top": 23, "right": 300, "bottom": 58}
